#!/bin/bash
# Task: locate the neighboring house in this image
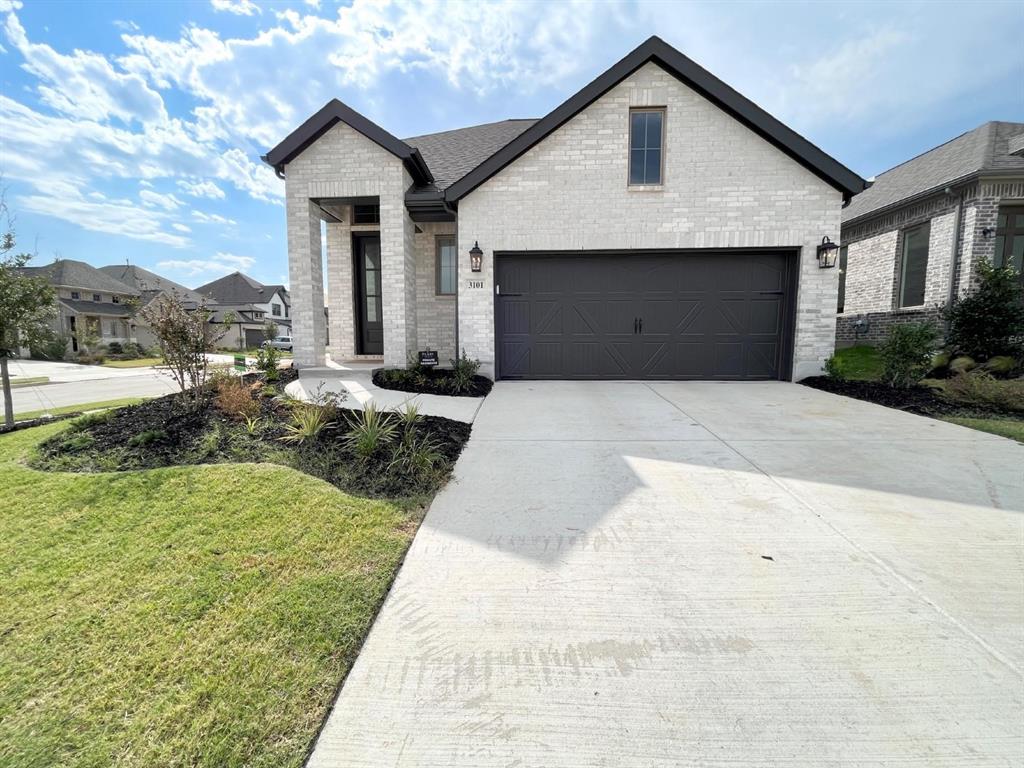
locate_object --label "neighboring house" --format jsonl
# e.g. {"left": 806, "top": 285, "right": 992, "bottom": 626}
{"left": 99, "top": 263, "right": 208, "bottom": 310}
{"left": 838, "top": 121, "right": 1024, "bottom": 347}
{"left": 195, "top": 271, "right": 291, "bottom": 349}
{"left": 263, "top": 36, "right": 866, "bottom": 380}
{"left": 18, "top": 259, "right": 144, "bottom": 355}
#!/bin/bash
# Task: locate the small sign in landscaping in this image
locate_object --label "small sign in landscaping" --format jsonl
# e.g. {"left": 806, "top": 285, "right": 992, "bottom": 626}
{"left": 233, "top": 354, "right": 246, "bottom": 372}
{"left": 418, "top": 350, "right": 439, "bottom": 368}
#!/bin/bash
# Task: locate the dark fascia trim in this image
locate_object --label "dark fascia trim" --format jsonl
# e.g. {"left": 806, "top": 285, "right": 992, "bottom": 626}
{"left": 445, "top": 36, "right": 867, "bottom": 202}
{"left": 405, "top": 188, "right": 457, "bottom": 222}
{"left": 261, "top": 99, "right": 433, "bottom": 186}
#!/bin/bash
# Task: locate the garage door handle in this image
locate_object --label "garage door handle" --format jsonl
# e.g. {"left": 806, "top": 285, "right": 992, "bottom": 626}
{"left": 759, "top": 291, "right": 784, "bottom": 295}
{"left": 638, "top": 317, "right": 643, "bottom": 334}
{"left": 633, "top": 317, "right": 638, "bottom": 334}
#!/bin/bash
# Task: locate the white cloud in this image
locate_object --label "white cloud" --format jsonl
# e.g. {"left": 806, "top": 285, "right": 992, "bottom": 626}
{"left": 139, "top": 189, "right": 184, "bottom": 210}
{"left": 172, "top": 223, "right": 192, "bottom": 233}
{"left": 210, "top": 0, "right": 260, "bottom": 16}
{"left": 176, "top": 178, "right": 225, "bottom": 199}
{"left": 192, "top": 210, "right": 237, "bottom": 226}
{"left": 158, "top": 250, "right": 255, "bottom": 277}
{"left": 113, "top": 19, "right": 140, "bottom": 33}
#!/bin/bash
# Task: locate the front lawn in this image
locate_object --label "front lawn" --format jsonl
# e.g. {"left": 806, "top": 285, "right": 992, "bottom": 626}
{"left": 10, "top": 376, "right": 49, "bottom": 389}
{"left": 14, "top": 397, "right": 145, "bottom": 422}
{"left": 941, "top": 415, "right": 1024, "bottom": 443}
{"left": 829, "top": 345, "right": 883, "bottom": 380}
{"left": 102, "top": 357, "right": 165, "bottom": 368}
{"left": 0, "top": 420, "right": 419, "bottom": 767}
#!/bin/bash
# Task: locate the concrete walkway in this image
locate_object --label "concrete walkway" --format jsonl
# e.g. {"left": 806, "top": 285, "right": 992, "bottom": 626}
{"left": 308, "top": 381, "right": 1023, "bottom": 767}
{"left": 285, "top": 363, "right": 484, "bottom": 423}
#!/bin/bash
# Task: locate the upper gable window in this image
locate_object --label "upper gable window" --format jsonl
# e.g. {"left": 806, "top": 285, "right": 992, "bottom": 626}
{"left": 629, "top": 108, "right": 664, "bottom": 186}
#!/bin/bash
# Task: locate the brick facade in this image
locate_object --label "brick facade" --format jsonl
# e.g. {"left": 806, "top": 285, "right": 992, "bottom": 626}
{"left": 414, "top": 222, "right": 458, "bottom": 361}
{"left": 837, "top": 178, "right": 1024, "bottom": 348}
{"left": 456, "top": 62, "right": 843, "bottom": 380}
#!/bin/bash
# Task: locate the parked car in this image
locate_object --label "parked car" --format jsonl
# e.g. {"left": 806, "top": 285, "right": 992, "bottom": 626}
{"left": 262, "top": 335, "right": 293, "bottom": 352}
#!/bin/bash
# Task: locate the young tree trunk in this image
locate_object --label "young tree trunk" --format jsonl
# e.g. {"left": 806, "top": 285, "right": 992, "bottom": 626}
{"left": 1, "top": 355, "right": 13, "bottom": 427}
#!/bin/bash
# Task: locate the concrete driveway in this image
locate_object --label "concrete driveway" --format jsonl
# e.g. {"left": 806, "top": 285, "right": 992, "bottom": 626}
{"left": 309, "top": 381, "right": 1023, "bottom": 767}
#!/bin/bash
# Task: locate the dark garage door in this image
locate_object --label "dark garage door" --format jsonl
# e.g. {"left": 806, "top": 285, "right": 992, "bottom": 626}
{"left": 495, "top": 251, "right": 795, "bottom": 380}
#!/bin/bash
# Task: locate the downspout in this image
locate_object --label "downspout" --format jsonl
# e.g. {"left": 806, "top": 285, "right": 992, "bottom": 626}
{"left": 944, "top": 186, "right": 965, "bottom": 337}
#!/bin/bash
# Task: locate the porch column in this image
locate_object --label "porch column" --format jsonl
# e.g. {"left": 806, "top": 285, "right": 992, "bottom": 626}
{"left": 325, "top": 218, "right": 355, "bottom": 361}
{"left": 380, "top": 194, "right": 417, "bottom": 367}
{"left": 287, "top": 198, "right": 326, "bottom": 368}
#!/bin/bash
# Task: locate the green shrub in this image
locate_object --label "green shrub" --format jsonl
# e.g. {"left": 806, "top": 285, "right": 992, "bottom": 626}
{"left": 879, "top": 323, "right": 938, "bottom": 388}
{"left": 944, "top": 259, "right": 1024, "bottom": 359}
{"left": 60, "top": 432, "right": 95, "bottom": 452}
{"left": 280, "top": 405, "right": 335, "bottom": 445}
{"left": 30, "top": 334, "right": 69, "bottom": 361}
{"left": 823, "top": 354, "right": 844, "bottom": 380}
{"left": 387, "top": 432, "right": 442, "bottom": 479}
{"left": 949, "top": 355, "right": 976, "bottom": 374}
{"left": 943, "top": 371, "right": 1024, "bottom": 413}
{"left": 107, "top": 341, "right": 124, "bottom": 355}
{"left": 128, "top": 429, "right": 167, "bottom": 447}
{"left": 343, "top": 404, "right": 397, "bottom": 460}
{"left": 981, "top": 355, "right": 1019, "bottom": 376}
{"left": 254, "top": 345, "right": 281, "bottom": 381}
{"left": 242, "top": 413, "right": 264, "bottom": 436}
{"left": 448, "top": 349, "right": 481, "bottom": 394}
{"left": 70, "top": 410, "right": 113, "bottom": 430}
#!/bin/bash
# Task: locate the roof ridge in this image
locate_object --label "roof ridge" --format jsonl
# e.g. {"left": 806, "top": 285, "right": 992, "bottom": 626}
{"left": 403, "top": 118, "right": 538, "bottom": 142}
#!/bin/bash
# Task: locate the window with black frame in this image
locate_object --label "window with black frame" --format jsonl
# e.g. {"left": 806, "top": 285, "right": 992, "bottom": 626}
{"left": 994, "top": 206, "right": 1024, "bottom": 288}
{"left": 898, "top": 222, "right": 930, "bottom": 308}
{"left": 628, "top": 108, "right": 664, "bottom": 185}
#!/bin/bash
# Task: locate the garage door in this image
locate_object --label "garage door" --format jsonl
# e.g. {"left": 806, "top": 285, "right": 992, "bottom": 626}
{"left": 495, "top": 251, "right": 795, "bottom": 380}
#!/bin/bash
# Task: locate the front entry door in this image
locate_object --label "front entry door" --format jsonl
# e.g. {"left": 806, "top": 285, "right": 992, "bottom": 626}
{"left": 355, "top": 234, "right": 383, "bottom": 355}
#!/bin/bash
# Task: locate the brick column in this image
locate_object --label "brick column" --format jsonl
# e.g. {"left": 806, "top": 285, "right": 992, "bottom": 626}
{"left": 287, "top": 198, "right": 326, "bottom": 368}
{"left": 380, "top": 195, "right": 417, "bottom": 367}
{"left": 325, "top": 218, "right": 354, "bottom": 361}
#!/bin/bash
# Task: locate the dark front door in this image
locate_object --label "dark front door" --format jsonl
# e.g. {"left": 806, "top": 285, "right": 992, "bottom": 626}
{"left": 355, "top": 234, "right": 383, "bottom": 355}
{"left": 495, "top": 251, "right": 794, "bottom": 380}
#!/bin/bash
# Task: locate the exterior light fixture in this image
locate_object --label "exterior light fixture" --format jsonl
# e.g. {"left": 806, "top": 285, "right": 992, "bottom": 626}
{"left": 981, "top": 227, "right": 995, "bottom": 239}
{"left": 469, "top": 241, "right": 483, "bottom": 272}
{"left": 816, "top": 236, "right": 840, "bottom": 268}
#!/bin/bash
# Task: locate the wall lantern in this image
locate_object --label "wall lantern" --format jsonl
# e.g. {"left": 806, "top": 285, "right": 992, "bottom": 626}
{"left": 981, "top": 227, "right": 995, "bottom": 239}
{"left": 469, "top": 241, "right": 483, "bottom": 272}
{"left": 816, "top": 236, "right": 840, "bottom": 269}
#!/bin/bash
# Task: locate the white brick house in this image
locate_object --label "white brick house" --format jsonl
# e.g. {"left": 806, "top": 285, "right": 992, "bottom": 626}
{"left": 264, "top": 37, "right": 865, "bottom": 381}
{"left": 838, "top": 121, "right": 1024, "bottom": 346}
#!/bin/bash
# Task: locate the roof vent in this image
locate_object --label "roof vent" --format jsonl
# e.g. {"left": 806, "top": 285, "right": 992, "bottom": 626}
{"left": 1009, "top": 133, "right": 1024, "bottom": 157}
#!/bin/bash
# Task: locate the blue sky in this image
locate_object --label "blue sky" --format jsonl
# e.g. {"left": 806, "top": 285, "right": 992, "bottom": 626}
{"left": 1, "top": 0, "right": 1022, "bottom": 290}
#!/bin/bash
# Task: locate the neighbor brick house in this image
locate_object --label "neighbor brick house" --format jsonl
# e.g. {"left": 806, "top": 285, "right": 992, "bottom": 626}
{"left": 196, "top": 271, "right": 291, "bottom": 348}
{"left": 837, "top": 121, "right": 1024, "bottom": 346}
{"left": 263, "top": 36, "right": 866, "bottom": 380}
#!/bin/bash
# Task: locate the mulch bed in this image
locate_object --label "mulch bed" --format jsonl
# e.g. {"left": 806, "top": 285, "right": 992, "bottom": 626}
{"left": 372, "top": 367, "right": 493, "bottom": 398}
{"left": 800, "top": 376, "right": 1020, "bottom": 420}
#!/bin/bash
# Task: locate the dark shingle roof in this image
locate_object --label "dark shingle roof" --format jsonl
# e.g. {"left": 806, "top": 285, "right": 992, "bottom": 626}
{"left": 404, "top": 119, "right": 538, "bottom": 189}
{"left": 99, "top": 264, "right": 207, "bottom": 305}
{"left": 21, "top": 259, "right": 139, "bottom": 295}
{"left": 196, "top": 272, "right": 278, "bottom": 305}
{"left": 58, "top": 298, "right": 133, "bottom": 317}
{"left": 843, "top": 121, "right": 1024, "bottom": 224}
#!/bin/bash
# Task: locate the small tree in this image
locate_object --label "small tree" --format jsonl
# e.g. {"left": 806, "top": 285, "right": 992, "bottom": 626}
{"left": 944, "top": 259, "right": 1024, "bottom": 360}
{"left": 0, "top": 197, "right": 56, "bottom": 426}
{"left": 879, "top": 322, "right": 938, "bottom": 389}
{"left": 138, "top": 293, "right": 227, "bottom": 399}
{"left": 263, "top": 320, "right": 279, "bottom": 341}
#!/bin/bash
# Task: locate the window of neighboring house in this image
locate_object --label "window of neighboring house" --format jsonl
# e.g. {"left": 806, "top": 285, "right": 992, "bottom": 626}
{"left": 898, "top": 222, "right": 930, "bottom": 308}
{"left": 92, "top": 293, "right": 101, "bottom": 302}
{"left": 272, "top": 303, "right": 281, "bottom": 316}
{"left": 628, "top": 108, "right": 665, "bottom": 185}
{"left": 112, "top": 295, "right": 120, "bottom": 304}
{"left": 436, "top": 236, "right": 457, "bottom": 295}
{"left": 353, "top": 204, "right": 380, "bottom": 224}
{"left": 71, "top": 291, "right": 80, "bottom": 299}
{"left": 994, "top": 206, "right": 1024, "bottom": 288}
{"left": 837, "top": 245, "right": 848, "bottom": 313}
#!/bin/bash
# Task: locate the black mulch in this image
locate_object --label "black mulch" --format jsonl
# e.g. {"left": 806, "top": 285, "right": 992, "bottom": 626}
{"left": 800, "top": 376, "right": 1019, "bottom": 419}
{"left": 372, "top": 367, "right": 493, "bottom": 398}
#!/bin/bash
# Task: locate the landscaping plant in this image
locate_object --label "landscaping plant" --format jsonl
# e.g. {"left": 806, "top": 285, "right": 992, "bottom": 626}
{"left": 214, "top": 378, "right": 261, "bottom": 420}
{"left": 449, "top": 349, "right": 481, "bottom": 394}
{"left": 0, "top": 198, "right": 57, "bottom": 426}
{"left": 254, "top": 344, "right": 281, "bottom": 381}
{"left": 343, "top": 403, "right": 398, "bottom": 460}
{"left": 823, "top": 354, "right": 844, "bottom": 380}
{"left": 944, "top": 258, "right": 1024, "bottom": 360}
{"left": 138, "top": 292, "right": 228, "bottom": 399}
{"left": 280, "top": 404, "right": 335, "bottom": 445}
{"left": 943, "top": 371, "right": 1024, "bottom": 413}
{"left": 879, "top": 322, "right": 939, "bottom": 389}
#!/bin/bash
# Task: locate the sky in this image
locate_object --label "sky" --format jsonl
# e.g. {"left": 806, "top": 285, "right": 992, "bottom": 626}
{"left": 1, "top": 0, "right": 1022, "bottom": 290}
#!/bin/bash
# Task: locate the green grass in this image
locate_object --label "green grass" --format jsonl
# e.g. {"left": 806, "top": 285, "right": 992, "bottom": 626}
{"left": 102, "top": 357, "right": 164, "bottom": 368}
{"left": 14, "top": 398, "right": 145, "bottom": 421}
{"left": 10, "top": 377, "right": 49, "bottom": 388}
{"left": 941, "top": 416, "right": 1024, "bottom": 443}
{"left": 830, "top": 345, "right": 883, "bottom": 381}
{"left": 0, "top": 422, "right": 416, "bottom": 767}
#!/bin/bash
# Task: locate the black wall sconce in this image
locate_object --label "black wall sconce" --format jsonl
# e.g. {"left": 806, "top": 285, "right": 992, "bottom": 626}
{"left": 469, "top": 241, "right": 483, "bottom": 272}
{"left": 816, "top": 236, "right": 840, "bottom": 268}
{"left": 981, "top": 227, "right": 995, "bottom": 239}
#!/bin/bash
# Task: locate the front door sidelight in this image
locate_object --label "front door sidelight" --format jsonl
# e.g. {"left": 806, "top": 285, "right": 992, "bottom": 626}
{"left": 355, "top": 234, "right": 383, "bottom": 355}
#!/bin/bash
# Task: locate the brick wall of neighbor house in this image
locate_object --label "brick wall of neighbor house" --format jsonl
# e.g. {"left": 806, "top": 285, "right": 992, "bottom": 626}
{"left": 837, "top": 178, "right": 1024, "bottom": 347}
{"left": 414, "top": 221, "right": 458, "bottom": 360}
{"left": 456, "top": 61, "right": 843, "bottom": 380}
{"left": 284, "top": 122, "right": 414, "bottom": 368}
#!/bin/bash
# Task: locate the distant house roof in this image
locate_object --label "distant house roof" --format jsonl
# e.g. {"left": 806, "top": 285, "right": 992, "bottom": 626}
{"left": 843, "top": 121, "right": 1024, "bottom": 224}
{"left": 99, "top": 264, "right": 207, "bottom": 306}
{"left": 58, "top": 298, "right": 133, "bottom": 317}
{"left": 404, "top": 119, "right": 538, "bottom": 190}
{"left": 21, "top": 259, "right": 139, "bottom": 295}
{"left": 262, "top": 285, "right": 290, "bottom": 304}
{"left": 196, "top": 271, "right": 282, "bottom": 306}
